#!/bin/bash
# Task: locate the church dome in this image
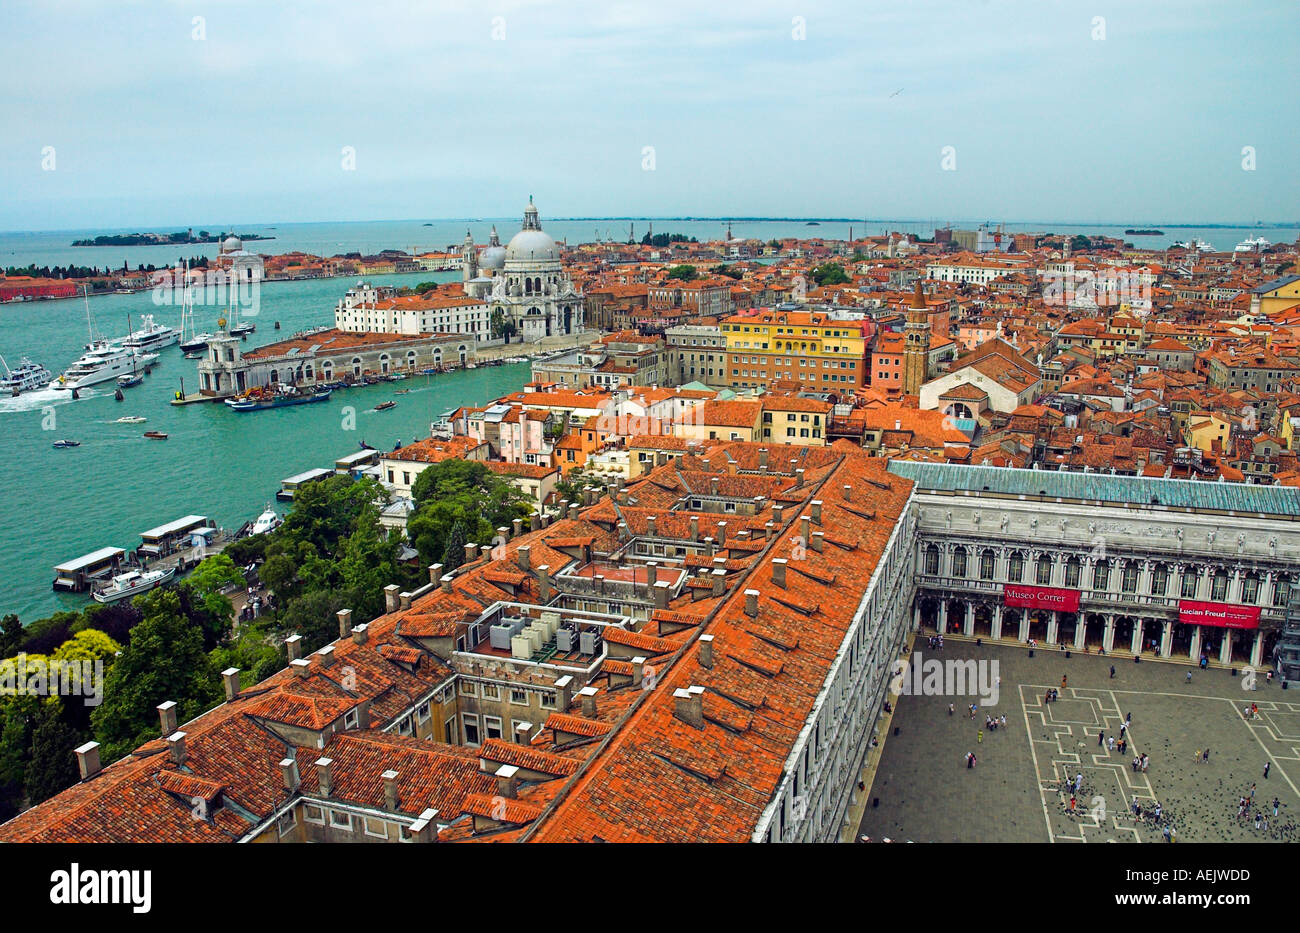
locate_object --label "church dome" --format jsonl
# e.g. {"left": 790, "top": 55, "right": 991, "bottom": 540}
{"left": 505, "top": 229, "right": 558, "bottom": 263}
{"left": 480, "top": 244, "right": 506, "bottom": 270}
{"left": 222, "top": 235, "right": 242, "bottom": 253}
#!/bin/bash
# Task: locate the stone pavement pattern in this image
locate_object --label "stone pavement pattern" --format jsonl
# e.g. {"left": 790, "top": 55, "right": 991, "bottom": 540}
{"left": 859, "top": 642, "right": 1300, "bottom": 843}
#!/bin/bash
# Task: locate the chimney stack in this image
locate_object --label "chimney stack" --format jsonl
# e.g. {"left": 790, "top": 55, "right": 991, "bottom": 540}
{"left": 512, "top": 517, "right": 523, "bottom": 538}
{"left": 711, "top": 568, "right": 726, "bottom": 596}
{"left": 408, "top": 808, "right": 441, "bottom": 843}
{"left": 280, "top": 758, "right": 300, "bottom": 792}
{"left": 440, "top": 574, "right": 454, "bottom": 594}
{"left": 772, "top": 558, "right": 788, "bottom": 588}
{"left": 337, "top": 608, "right": 353, "bottom": 639}
{"left": 157, "top": 700, "right": 178, "bottom": 737}
{"left": 710, "top": 476, "right": 720, "bottom": 495}
{"left": 759, "top": 448, "right": 769, "bottom": 468}
{"left": 579, "top": 686, "right": 599, "bottom": 718}
{"left": 286, "top": 634, "right": 303, "bottom": 663}
{"left": 318, "top": 645, "right": 335, "bottom": 668}
{"left": 513, "top": 721, "right": 532, "bottom": 745}
{"left": 744, "top": 589, "right": 759, "bottom": 617}
{"left": 653, "top": 580, "right": 671, "bottom": 609}
{"left": 497, "top": 527, "right": 509, "bottom": 550}
{"left": 74, "top": 741, "right": 101, "bottom": 781}
{"left": 811, "top": 531, "right": 824, "bottom": 553}
{"left": 568, "top": 503, "right": 579, "bottom": 521}
{"left": 631, "top": 656, "right": 646, "bottom": 688}
{"left": 699, "top": 634, "right": 715, "bottom": 669}
{"left": 384, "top": 584, "right": 401, "bottom": 613}
{"left": 352, "top": 622, "right": 369, "bottom": 645}
{"left": 554, "top": 675, "right": 574, "bottom": 712}
{"left": 689, "top": 515, "right": 699, "bottom": 541}
{"left": 537, "top": 564, "right": 552, "bottom": 602}
{"left": 222, "top": 667, "right": 241, "bottom": 702}
{"left": 290, "top": 658, "right": 311, "bottom": 678}
{"left": 646, "top": 561, "right": 658, "bottom": 589}
{"left": 811, "top": 500, "right": 823, "bottom": 524}
{"left": 382, "top": 770, "right": 400, "bottom": 811}
{"left": 495, "top": 764, "right": 519, "bottom": 800}
{"left": 716, "top": 521, "right": 727, "bottom": 545}
{"left": 843, "top": 484, "right": 852, "bottom": 502}
{"left": 795, "top": 468, "right": 805, "bottom": 487}
{"left": 479, "top": 545, "right": 492, "bottom": 562}
{"left": 800, "top": 515, "right": 811, "bottom": 545}
{"left": 516, "top": 545, "right": 531, "bottom": 572}
{"left": 673, "top": 685, "right": 705, "bottom": 728}
{"left": 646, "top": 515, "right": 656, "bottom": 537}
{"left": 464, "top": 542, "right": 478, "bottom": 564}
{"left": 428, "top": 564, "right": 441, "bottom": 585}
{"left": 169, "top": 733, "right": 190, "bottom": 767}
{"left": 315, "top": 757, "right": 335, "bottom": 797}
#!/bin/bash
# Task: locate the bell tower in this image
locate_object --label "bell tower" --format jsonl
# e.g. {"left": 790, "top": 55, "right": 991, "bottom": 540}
{"left": 461, "top": 229, "right": 478, "bottom": 282}
{"left": 903, "top": 278, "right": 931, "bottom": 396}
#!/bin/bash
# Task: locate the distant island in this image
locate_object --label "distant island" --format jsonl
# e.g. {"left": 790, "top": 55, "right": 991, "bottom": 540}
{"left": 72, "top": 230, "right": 274, "bottom": 247}
{"left": 1125, "top": 228, "right": 1165, "bottom": 236}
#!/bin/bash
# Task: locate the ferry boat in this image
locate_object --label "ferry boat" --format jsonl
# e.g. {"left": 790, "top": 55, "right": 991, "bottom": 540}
{"left": 250, "top": 505, "right": 282, "bottom": 536}
{"left": 121, "top": 313, "right": 179, "bottom": 352}
{"left": 92, "top": 567, "right": 175, "bottom": 604}
{"left": 225, "top": 384, "right": 332, "bottom": 411}
{"left": 0, "top": 355, "right": 53, "bottom": 394}
{"left": 55, "top": 344, "right": 158, "bottom": 390}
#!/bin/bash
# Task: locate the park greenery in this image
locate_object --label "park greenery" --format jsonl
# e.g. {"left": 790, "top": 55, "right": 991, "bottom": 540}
{"left": 665, "top": 264, "right": 699, "bottom": 282}
{"left": 809, "top": 262, "right": 851, "bottom": 287}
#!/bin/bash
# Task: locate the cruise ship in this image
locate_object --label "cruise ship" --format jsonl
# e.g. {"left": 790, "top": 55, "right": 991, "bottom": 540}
{"left": 0, "top": 355, "right": 53, "bottom": 394}
{"left": 54, "top": 342, "right": 158, "bottom": 391}
{"left": 121, "top": 314, "right": 179, "bottom": 352}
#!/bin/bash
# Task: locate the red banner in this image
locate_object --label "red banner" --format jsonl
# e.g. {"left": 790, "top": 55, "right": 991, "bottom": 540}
{"left": 1178, "top": 600, "right": 1260, "bottom": 630}
{"left": 1003, "top": 584, "right": 1081, "bottom": 613}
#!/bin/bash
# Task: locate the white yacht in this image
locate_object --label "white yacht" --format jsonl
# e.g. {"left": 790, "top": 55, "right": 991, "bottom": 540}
{"left": 0, "top": 355, "right": 53, "bottom": 394}
{"left": 92, "top": 567, "right": 175, "bottom": 604}
{"left": 250, "top": 506, "right": 282, "bottom": 536}
{"left": 1234, "top": 236, "right": 1270, "bottom": 254}
{"left": 55, "top": 343, "right": 158, "bottom": 391}
{"left": 121, "top": 313, "right": 179, "bottom": 352}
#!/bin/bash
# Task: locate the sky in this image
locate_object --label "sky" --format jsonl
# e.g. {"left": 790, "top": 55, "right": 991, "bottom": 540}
{"left": 1, "top": 0, "right": 1297, "bottom": 231}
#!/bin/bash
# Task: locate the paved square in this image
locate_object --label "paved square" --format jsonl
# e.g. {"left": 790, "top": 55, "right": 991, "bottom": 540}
{"left": 859, "top": 640, "right": 1300, "bottom": 843}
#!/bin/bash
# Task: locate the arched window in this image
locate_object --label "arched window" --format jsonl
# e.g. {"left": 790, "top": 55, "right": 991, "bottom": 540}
{"left": 1036, "top": 554, "right": 1052, "bottom": 585}
{"left": 924, "top": 544, "right": 939, "bottom": 575}
{"left": 1211, "top": 570, "right": 1229, "bottom": 602}
{"left": 979, "top": 549, "right": 995, "bottom": 580}
{"left": 1275, "top": 574, "right": 1291, "bottom": 607}
{"left": 1008, "top": 551, "right": 1024, "bottom": 583}
{"left": 1242, "top": 572, "right": 1260, "bottom": 604}
{"left": 1121, "top": 561, "right": 1139, "bottom": 593}
{"left": 952, "top": 546, "right": 968, "bottom": 578}
{"left": 1092, "top": 560, "right": 1110, "bottom": 590}
{"left": 1065, "top": 556, "right": 1081, "bottom": 588}
{"left": 1150, "top": 563, "right": 1167, "bottom": 595}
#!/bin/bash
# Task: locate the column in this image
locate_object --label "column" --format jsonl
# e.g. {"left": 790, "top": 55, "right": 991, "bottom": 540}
{"left": 991, "top": 605, "right": 1003, "bottom": 641}
{"left": 1130, "top": 619, "right": 1144, "bottom": 655}
{"left": 963, "top": 602, "right": 974, "bottom": 637}
{"left": 1074, "top": 615, "right": 1086, "bottom": 649}
{"left": 1250, "top": 631, "right": 1264, "bottom": 668}
{"left": 1047, "top": 611, "right": 1059, "bottom": 645}
{"left": 912, "top": 599, "right": 922, "bottom": 632}
{"left": 1103, "top": 615, "right": 1115, "bottom": 653}
{"left": 937, "top": 600, "right": 947, "bottom": 635}
{"left": 1189, "top": 625, "right": 1202, "bottom": 662}
{"left": 1219, "top": 632, "right": 1232, "bottom": 665}
{"left": 1160, "top": 621, "right": 1172, "bottom": 658}
{"left": 1018, "top": 612, "right": 1029, "bottom": 643}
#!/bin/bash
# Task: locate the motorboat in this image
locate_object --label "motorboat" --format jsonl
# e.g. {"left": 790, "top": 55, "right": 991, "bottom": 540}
{"left": 250, "top": 506, "right": 282, "bottom": 536}
{"left": 121, "top": 313, "right": 179, "bottom": 352}
{"left": 92, "top": 567, "right": 175, "bottom": 604}
{"left": 117, "top": 372, "right": 144, "bottom": 388}
{"left": 114, "top": 416, "right": 147, "bottom": 424}
{"left": 143, "top": 430, "right": 168, "bottom": 440}
{"left": 374, "top": 400, "right": 396, "bottom": 411}
{"left": 0, "top": 355, "right": 53, "bottom": 394}
{"left": 52, "top": 439, "right": 81, "bottom": 449}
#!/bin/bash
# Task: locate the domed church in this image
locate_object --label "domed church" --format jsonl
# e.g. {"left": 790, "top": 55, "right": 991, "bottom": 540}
{"left": 462, "top": 197, "right": 584, "bottom": 343}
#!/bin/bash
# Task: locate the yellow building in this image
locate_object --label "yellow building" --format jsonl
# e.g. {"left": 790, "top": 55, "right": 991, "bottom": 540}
{"left": 1183, "top": 411, "right": 1232, "bottom": 455}
{"left": 759, "top": 396, "right": 833, "bottom": 446}
{"left": 720, "top": 309, "right": 867, "bottom": 391}
{"left": 1252, "top": 275, "right": 1300, "bottom": 316}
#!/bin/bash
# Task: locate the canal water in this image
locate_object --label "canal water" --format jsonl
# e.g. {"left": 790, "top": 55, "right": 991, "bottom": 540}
{"left": 0, "top": 271, "right": 531, "bottom": 621}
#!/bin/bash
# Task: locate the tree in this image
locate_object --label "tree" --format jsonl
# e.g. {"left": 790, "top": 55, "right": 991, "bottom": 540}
{"left": 407, "top": 460, "right": 530, "bottom": 569}
{"left": 810, "top": 263, "right": 850, "bottom": 287}
{"left": 490, "top": 308, "right": 518, "bottom": 343}
{"left": 666, "top": 264, "right": 698, "bottom": 282}
{"left": 442, "top": 520, "right": 469, "bottom": 573}
{"left": 75, "top": 602, "right": 142, "bottom": 646}
{"left": 24, "top": 700, "right": 81, "bottom": 806}
{"left": 91, "top": 589, "right": 221, "bottom": 763}
{"left": 0, "top": 615, "right": 22, "bottom": 658}
{"left": 0, "top": 700, "right": 34, "bottom": 821}
{"left": 51, "top": 629, "right": 121, "bottom": 664}
{"left": 17, "top": 612, "right": 80, "bottom": 657}
{"left": 260, "top": 552, "right": 300, "bottom": 604}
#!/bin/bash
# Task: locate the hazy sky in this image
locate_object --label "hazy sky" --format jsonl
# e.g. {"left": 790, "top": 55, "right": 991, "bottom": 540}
{"left": 2, "top": 0, "right": 1296, "bottom": 230}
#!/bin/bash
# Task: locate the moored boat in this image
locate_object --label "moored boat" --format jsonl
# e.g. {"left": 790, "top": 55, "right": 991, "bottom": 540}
{"left": 92, "top": 567, "right": 175, "bottom": 603}
{"left": 225, "top": 384, "right": 332, "bottom": 411}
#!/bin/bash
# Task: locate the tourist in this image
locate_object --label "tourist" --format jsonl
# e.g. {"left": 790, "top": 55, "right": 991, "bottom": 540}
{"left": 978, "top": 729, "right": 983, "bottom": 744}
{"left": 1249, "top": 783, "right": 1256, "bottom": 801}
{"left": 1162, "top": 824, "right": 1171, "bottom": 842}
{"left": 1186, "top": 671, "right": 1192, "bottom": 683}
{"left": 1119, "top": 721, "right": 1127, "bottom": 737}
{"left": 1141, "top": 755, "right": 1148, "bottom": 772}
{"left": 1110, "top": 665, "right": 1116, "bottom": 679}
{"left": 1264, "top": 761, "right": 1271, "bottom": 779}
{"left": 1125, "top": 712, "right": 1131, "bottom": 726}
{"left": 1069, "top": 794, "right": 1077, "bottom": 811}
{"left": 1194, "top": 748, "right": 1201, "bottom": 763}
{"left": 1273, "top": 798, "right": 1280, "bottom": 818}
{"left": 1061, "top": 675, "right": 1068, "bottom": 689}
{"left": 1118, "top": 737, "right": 1126, "bottom": 755}
{"left": 999, "top": 714, "right": 1006, "bottom": 728}
{"left": 1075, "top": 772, "right": 1082, "bottom": 793}
{"left": 1203, "top": 747, "right": 1210, "bottom": 763}
{"left": 1254, "top": 812, "right": 1262, "bottom": 830}
{"left": 948, "top": 703, "right": 954, "bottom": 716}
{"left": 1108, "top": 736, "right": 1116, "bottom": 752}
{"left": 1099, "top": 731, "right": 1105, "bottom": 747}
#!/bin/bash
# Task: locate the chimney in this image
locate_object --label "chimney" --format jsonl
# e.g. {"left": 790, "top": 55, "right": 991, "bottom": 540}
{"left": 689, "top": 515, "right": 699, "bottom": 541}
{"left": 74, "top": 741, "right": 102, "bottom": 780}
{"left": 646, "top": 561, "right": 658, "bottom": 589}
{"left": 710, "top": 476, "right": 720, "bottom": 495}
{"left": 795, "top": 468, "right": 805, "bottom": 487}
{"left": 579, "top": 686, "right": 599, "bottom": 718}
{"left": 384, "top": 584, "right": 400, "bottom": 613}
{"left": 286, "top": 634, "right": 303, "bottom": 663}
{"left": 594, "top": 573, "right": 604, "bottom": 593}
{"left": 744, "top": 589, "right": 759, "bottom": 617}
{"left": 337, "top": 608, "right": 353, "bottom": 639}
{"left": 512, "top": 517, "right": 523, "bottom": 538}
{"left": 653, "top": 580, "right": 671, "bottom": 609}
{"left": 513, "top": 721, "right": 532, "bottom": 745}
{"left": 440, "top": 574, "right": 454, "bottom": 594}
{"left": 516, "top": 544, "right": 531, "bottom": 571}
{"left": 631, "top": 656, "right": 646, "bottom": 688}
{"left": 464, "top": 541, "right": 478, "bottom": 564}
{"left": 291, "top": 658, "right": 311, "bottom": 678}
{"left": 495, "top": 764, "right": 519, "bottom": 800}
{"left": 843, "top": 484, "right": 852, "bottom": 502}
{"left": 318, "top": 645, "right": 335, "bottom": 668}
{"left": 703, "top": 536, "right": 715, "bottom": 557}
{"left": 315, "top": 757, "right": 335, "bottom": 797}
{"left": 773, "top": 504, "right": 785, "bottom": 524}
{"left": 646, "top": 515, "right": 657, "bottom": 537}
{"left": 811, "top": 500, "right": 823, "bottom": 524}
{"left": 157, "top": 700, "right": 178, "bottom": 737}
{"left": 382, "top": 770, "right": 400, "bottom": 811}
{"left": 800, "top": 515, "right": 811, "bottom": 544}
{"left": 895, "top": 419, "right": 902, "bottom": 431}
{"left": 222, "top": 667, "right": 241, "bottom": 701}
{"left": 537, "top": 564, "right": 552, "bottom": 602}
{"left": 716, "top": 521, "right": 727, "bottom": 545}
{"left": 408, "top": 808, "right": 441, "bottom": 843}
{"left": 479, "top": 545, "right": 492, "bottom": 562}
{"left": 618, "top": 521, "right": 629, "bottom": 541}
{"left": 167, "top": 731, "right": 188, "bottom": 765}
{"left": 352, "top": 622, "right": 369, "bottom": 645}
{"left": 400, "top": 590, "right": 415, "bottom": 611}
{"left": 496, "top": 527, "right": 509, "bottom": 550}
{"left": 711, "top": 568, "right": 726, "bottom": 596}
{"left": 772, "top": 558, "right": 788, "bottom": 588}
{"left": 699, "top": 634, "right": 715, "bottom": 669}
{"left": 428, "top": 564, "right": 441, "bottom": 585}
{"left": 280, "top": 758, "right": 300, "bottom": 792}
{"left": 554, "top": 675, "right": 574, "bottom": 711}
{"left": 812, "top": 531, "right": 824, "bottom": 553}
{"left": 568, "top": 503, "right": 579, "bottom": 521}
{"left": 759, "top": 448, "right": 769, "bottom": 468}
{"left": 673, "top": 685, "right": 705, "bottom": 728}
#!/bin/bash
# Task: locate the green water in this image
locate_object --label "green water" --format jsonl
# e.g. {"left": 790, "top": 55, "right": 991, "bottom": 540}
{"left": 0, "top": 271, "right": 530, "bottom": 621}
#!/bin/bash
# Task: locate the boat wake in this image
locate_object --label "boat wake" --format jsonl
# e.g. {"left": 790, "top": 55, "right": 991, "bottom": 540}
{"left": 0, "top": 386, "right": 95, "bottom": 414}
